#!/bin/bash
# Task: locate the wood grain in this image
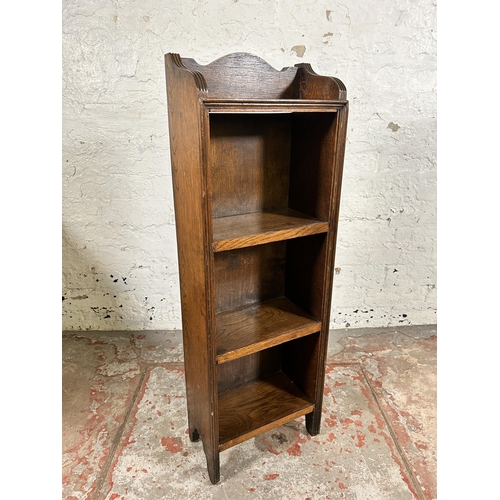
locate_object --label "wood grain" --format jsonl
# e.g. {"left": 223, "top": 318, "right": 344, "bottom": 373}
{"left": 214, "top": 242, "right": 286, "bottom": 313}
{"left": 285, "top": 233, "right": 328, "bottom": 320}
{"left": 180, "top": 52, "right": 299, "bottom": 100}
{"left": 283, "top": 332, "right": 321, "bottom": 404}
{"left": 305, "top": 102, "right": 349, "bottom": 436}
{"left": 217, "top": 347, "right": 282, "bottom": 394}
{"left": 209, "top": 113, "right": 291, "bottom": 219}
{"left": 216, "top": 297, "right": 321, "bottom": 363}
{"left": 178, "top": 53, "right": 347, "bottom": 101}
{"left": 164, "top": 53, "right": 220, "bottom": 483}
{"left": 218, "top": 372, "right": 314, "bottom": 451}
{"left": 289, "top": 113, "right": 337, "bottom": 221}
{"left": 213, "top": 209, "right": 328, "bottom": 252}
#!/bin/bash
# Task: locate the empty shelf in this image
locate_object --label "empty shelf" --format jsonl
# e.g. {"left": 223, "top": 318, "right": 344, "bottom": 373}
{"left": 216, "top": 297, "right": 321, "bottom": 364}
{"left": 218, "top": 372, "right": 314, "bottom": 451}
{"left": 212, "top": 209, "right": 328, "bottom": 252}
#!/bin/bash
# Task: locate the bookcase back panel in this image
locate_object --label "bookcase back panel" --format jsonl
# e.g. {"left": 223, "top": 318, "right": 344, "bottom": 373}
{"left": 217, "top": 334, "right": 321, "bottom": 398}
{"left": 217, "top": 346, "right": 282, "bottom": 394}
{"left": 181, "top": 53, "right": 300, "bottom": 100}
{"left": 210, "top": 114, "right": 291, "bottom": 218}
{"left": 289, "top": 113, "right": 338, "bottom": 221}
{"left": 214, "top": 242, "right": 286, "bottom": 313}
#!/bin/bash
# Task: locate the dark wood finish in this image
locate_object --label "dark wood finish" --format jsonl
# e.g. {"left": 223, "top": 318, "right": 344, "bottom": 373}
{"left": 178, "top": 52, "right": 347, "bottom": 101}
{"left": 305, "top": 101, "right": 349, "bottom": 436}
{"left": 164, "top": 52, "right": 348, "bottom": 484}
{"left": 204, "top": 99, "right": 344, "bottom": 113}
{"left": 283, "top": 332, "right": 322, "bottom": 406}
{"left": 296, "top": 63, "right": 347, "bottom": 101}
{"left": 289, "top": 113, "right": 337, "bottom": 220}
{"left": 217, "top": 346, "right": 282, "bottom": 394}
{"left": 210, "top": 113, "right": 291, "bottom": 219}
{"left": 216, "top": 297, "right": 321, "bottom": 363}
{"left": 218, "top": 372, "right": 315, "bottom": 451}
{"left": 213, "top": 209, "right": 328, "bottom": 252}
{"left": 285, "top": 233, "right": 328, "bottom": 320}
{"left": 214, "top": 242, "right": 286, "bottom": 313}
{"left": 164, "top": 54, "right": 220, "bottom": 484}
{"left": 179, "top": 52, "right": 300, "bottom": 99}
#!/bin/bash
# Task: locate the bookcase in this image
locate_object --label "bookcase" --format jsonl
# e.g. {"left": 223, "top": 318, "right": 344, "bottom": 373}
{"left": 164, "top": 52, "right": 348, "bottom": 484}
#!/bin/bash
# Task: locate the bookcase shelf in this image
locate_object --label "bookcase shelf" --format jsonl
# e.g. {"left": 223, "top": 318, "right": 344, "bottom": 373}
{"left": 212, "top": 209, "right": 328, "bottom": 252}
{"left": 215, "top": 296, "right": 321, "bottom": 364}
{"left": 218, "top": 372, "right": 315, "bottom": 451}
{"left": 165, "top": 52, "right": 348, "bottom": 484}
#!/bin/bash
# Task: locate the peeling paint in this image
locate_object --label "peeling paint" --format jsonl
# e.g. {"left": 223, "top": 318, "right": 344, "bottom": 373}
{"left": 290, "top": 45, "right": 306, "bottom": 57}
{"left": 62, "top": 0, "right": 436, "bottom": 336}
{"left": 388, "top": 121, "right": 401, "bottom": 132}
{"left": 161, "top": 436, "right": 183, "bottom": 453}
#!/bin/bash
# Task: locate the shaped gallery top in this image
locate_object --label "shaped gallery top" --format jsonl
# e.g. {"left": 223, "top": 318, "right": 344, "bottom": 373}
{"left": 164, "top": 52, "right": 347, "bottom": 113}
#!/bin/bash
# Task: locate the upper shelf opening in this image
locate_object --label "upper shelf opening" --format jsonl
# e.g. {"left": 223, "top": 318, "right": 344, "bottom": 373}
{"left": 165, "top": 52, "right": 347, "bottom": 102}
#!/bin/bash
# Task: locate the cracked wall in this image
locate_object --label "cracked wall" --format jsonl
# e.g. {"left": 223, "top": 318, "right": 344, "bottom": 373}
{"left": 62, "top": 0, "right": 437, "bottom": 330}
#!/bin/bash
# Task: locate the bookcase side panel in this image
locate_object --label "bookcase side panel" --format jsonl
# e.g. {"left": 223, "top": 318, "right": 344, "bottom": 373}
{"left": 289, "top": 113, "right": 338, "bottom": 221}
{"left": 282, "top": 332, "right": 321, "bottom": 401}
{"left": 165, "top": 57, "right": 218, "bottom": 463}
{"left": 285, "top": 233, "right": 328, "bottom": 321}
{"left": 305, "top": 103, "right": 349, "bottom": 435}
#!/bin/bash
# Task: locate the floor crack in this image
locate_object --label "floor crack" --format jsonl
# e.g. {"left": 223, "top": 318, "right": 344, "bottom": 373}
{"left": 92, "top": 369, "right": 148, "bottom": 500}
{"left": 359, "top": 364, "right": 426, "bottom": 500}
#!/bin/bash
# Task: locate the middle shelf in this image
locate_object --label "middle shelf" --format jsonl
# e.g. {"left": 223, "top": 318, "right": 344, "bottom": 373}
{"left": 215, "top": 297, "right": 321, "bottom": 364}
{"left": 212, "top": 208, "right": 329, "bottom": 252}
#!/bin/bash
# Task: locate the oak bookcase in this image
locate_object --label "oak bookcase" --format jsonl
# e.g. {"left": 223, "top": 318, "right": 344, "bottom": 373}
{"left": 164, "top": 52, "right": 348, "bottom": 484}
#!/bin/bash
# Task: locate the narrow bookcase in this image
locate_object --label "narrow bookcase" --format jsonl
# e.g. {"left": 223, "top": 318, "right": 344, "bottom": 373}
{"left": 164, "top": 52, "right": 348, "bottom": 484}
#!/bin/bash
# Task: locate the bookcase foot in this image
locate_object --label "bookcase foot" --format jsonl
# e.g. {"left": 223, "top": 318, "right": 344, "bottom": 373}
{"left": 205, "top": 450, "right": 220, "bottom": 485}
{"left": 189, "top": 427, "right": 200, "bottom": 442}
{"left": 306, "top": 409, "right": 322, "bottom": 436}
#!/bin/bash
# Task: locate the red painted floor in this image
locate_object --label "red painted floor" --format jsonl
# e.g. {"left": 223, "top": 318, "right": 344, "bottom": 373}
{"left": 62, "top": 326, "right": 436, "bottom": 500}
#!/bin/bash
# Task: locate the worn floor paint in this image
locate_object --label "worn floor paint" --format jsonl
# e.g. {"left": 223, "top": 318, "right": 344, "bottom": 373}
{"left": 62, "top": 326, "right": 436, "bottom": 500}
{"left": 328, "top": 326, "right": 437, "bottom": 500}
{"left": 62, "top": 334, "right": 142, "bottom": 499}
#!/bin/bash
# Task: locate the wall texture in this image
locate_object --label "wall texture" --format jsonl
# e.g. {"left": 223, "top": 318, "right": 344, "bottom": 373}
{"left": 62, "top": 0, "right": 436, "bottom": 331}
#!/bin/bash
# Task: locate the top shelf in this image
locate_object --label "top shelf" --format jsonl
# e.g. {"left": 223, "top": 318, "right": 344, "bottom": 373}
{"left": 212, "top": 209, "right": 328, "bottom": 252}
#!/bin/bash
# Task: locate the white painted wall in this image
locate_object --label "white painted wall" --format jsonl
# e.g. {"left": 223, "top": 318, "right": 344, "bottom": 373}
{"left": 62, "top": 0, "right": 436, "bottom": 331}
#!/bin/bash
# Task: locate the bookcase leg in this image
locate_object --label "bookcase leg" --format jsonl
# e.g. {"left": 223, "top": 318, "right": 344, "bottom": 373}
{"left": 205, "top": 448, "right": 220, "bottom": 485}
{"left": 305, "top": 408, "right": 322, "bottom": 436}
{"left": 189, "top": 426, "right": 200, "bottom": 442}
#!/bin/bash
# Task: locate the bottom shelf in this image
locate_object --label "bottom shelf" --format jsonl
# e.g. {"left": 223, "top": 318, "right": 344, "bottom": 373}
{"left": 218, "top": 372, "right": 314, "bottom": 452}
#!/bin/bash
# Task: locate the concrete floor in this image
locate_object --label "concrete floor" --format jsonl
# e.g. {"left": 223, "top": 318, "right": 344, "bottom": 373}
{"left": 62, "top": 325, "right": 436, "bottom": 500}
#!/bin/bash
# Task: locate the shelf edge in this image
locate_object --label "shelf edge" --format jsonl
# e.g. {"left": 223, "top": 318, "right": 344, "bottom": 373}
{"left": 216, "top": 321, "right": 321, "bottom": 364}
{"left": 213, "top": 221, "right": 329, "bottom": 252}
{"left": 219, "top": 404, "right": 315, "bottom": 452}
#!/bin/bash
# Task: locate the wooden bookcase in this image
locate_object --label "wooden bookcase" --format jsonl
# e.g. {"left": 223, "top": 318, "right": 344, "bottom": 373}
{"left": 164, "top": 52, "right": 348, "bottom": 484}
